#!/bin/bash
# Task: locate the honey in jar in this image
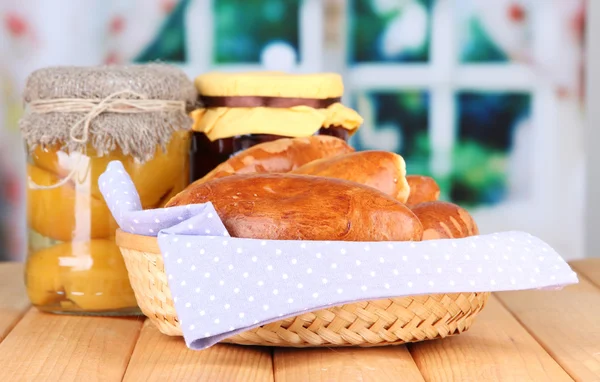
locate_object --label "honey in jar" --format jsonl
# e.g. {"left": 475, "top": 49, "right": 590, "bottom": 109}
{"left": 20, "top": 64, "right": 196, "bottom": 315}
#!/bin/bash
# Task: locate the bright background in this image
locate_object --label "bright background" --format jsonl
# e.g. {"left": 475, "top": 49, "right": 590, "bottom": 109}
{"left": 0, "top": 0, "right": 588, "bottom": 261}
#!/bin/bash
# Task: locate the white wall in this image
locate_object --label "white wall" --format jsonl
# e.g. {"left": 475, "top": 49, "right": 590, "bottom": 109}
{"left": 585, "top": 0, "right": 600, "bottom": 258}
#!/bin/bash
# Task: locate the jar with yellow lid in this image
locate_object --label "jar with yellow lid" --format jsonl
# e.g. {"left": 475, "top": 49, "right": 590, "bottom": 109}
{"left": 189, "top": 72, "right": 363, "bottom": 181}
{"left": 20, "top": 64, "right": 196, "bottom": 315}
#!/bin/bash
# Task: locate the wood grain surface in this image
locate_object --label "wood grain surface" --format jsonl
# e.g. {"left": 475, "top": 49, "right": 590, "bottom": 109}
{"left": 408, "top": 296, "right": 573, "bottom": 382}
{"left": 274, "top": 346, "right": 425, "bottom": 382}
{"left": 496, "top": 277, "right": 600, "bottom": 381}
{"left": 570, "top": 259, "right": 600, "bottom": 288}
{"left": 0, "top": 260, "right": 598, "bottom": 381}
{"left": 0, "top": 307, "right": 143, "bottom": 381}
{"left": 0, "top": 262, "right": 29, "bottom": 342}
{"left": 124, "top": 320, "right": 274, "bottom": 382}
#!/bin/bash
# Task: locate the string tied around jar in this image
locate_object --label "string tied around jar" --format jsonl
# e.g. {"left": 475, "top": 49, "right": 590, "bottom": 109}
{"left": 27, "top": 89, "right": 186, "bottom": 190}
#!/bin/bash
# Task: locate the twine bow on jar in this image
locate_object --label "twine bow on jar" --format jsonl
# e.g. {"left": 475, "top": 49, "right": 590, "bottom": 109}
{"left": 27, "top": 90, "right": 187, "bottom": 190}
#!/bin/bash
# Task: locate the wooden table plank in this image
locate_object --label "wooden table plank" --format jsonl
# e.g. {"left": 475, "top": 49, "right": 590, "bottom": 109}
{"left": 496, "top": 275, "right": 600, "bottom": 381}
{"left": 408, "top": 296, "right": 573, "bottom": 382}
{"left": 0, "top": 308, "right": 144, "bottom": 382}
{"left": 569, "top": 259, "right": 600, "bottom": 288}
{"left": 274, "top": 346, "right": 425, "bottom": 382}
{"left": 123, "top": 320, "right": 274, "bottom": 382}
{"left": 0, "top": 262, "right": 30, "bottom": 342}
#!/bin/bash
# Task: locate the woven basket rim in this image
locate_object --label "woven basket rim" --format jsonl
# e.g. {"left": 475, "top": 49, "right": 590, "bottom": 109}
{"left": 116, "top": 230, "right": 491, "bottom": 345}
{"left": 115, "top": 229, "right": 161, "bottom": 254}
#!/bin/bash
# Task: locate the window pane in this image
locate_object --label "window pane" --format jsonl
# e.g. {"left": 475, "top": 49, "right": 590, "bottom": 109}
{"left": 133, "top": 0, "right": 192, "bottom": 63}
{"left": 458, "top": 0, "right": 532, "bottom": 63}
{"left": 451, "top": 92, "right": 532, "bottom": 207}
{"left": 214, "top": 0, "right": 300, "bottom": 64}
{"left": 349, "top": 0, "right": 433, "bottom": 64}
{"left": 350, "top": 91, "right": 431, "bottom": 176}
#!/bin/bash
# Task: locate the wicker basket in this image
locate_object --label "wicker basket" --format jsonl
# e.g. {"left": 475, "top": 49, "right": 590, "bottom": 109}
{"left": 115, "top": 229, "right": 490, "bottom": 347}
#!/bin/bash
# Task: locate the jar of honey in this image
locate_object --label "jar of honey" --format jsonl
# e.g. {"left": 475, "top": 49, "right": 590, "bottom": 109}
{"left": 20, "top": 64, "right": 196, "bottom": 315}
{"left": 188, "top": 72, "right": 363, "bottom": 181}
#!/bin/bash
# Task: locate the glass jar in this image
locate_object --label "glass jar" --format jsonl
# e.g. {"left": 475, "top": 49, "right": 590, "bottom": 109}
{"left": 25, "top": 131, "right": 190, "bottom": 315}
{"left": 20, "top": 64, "right": 196, "bottom": 315}
{"left": 188, "top": 72, "right": 363, "bottom": 181}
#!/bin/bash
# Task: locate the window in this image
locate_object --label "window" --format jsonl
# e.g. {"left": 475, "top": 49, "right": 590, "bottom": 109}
{"left": 345, "top": 0, "right": 540, "bottom": 208}
{"left": 178, "top": 0, "right": 557, "bottom": 207}
{"left": 173, "top": 0, "right": 584, "bottom": 259}
{"left": 177, "top": 0, "right": 562, "bottom": 207}
{"left": 340, "top": 0, "right": 582, "bottom": 260}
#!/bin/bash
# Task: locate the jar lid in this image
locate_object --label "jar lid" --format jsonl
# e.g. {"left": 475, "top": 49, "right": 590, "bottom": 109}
{"left": 19, "top": 64, "right": 197, "bottom": 162}
{"left": 190, "top": 71, "right": 362, "bottom": 139}
{"left": 24, "top": 64, "right": 197, "bottom": 104}
{"left": 194, "top": 72, "right": 344, "bottom": 99}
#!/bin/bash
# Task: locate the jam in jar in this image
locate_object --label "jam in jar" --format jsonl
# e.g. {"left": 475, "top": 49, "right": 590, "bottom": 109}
{"left": 188, "top": 72, "right": 363, "bottom": 181}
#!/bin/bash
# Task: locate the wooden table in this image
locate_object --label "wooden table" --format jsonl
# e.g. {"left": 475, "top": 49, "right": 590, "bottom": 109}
{"left": 1, "top": 260, "right": 599, "bottom": 382}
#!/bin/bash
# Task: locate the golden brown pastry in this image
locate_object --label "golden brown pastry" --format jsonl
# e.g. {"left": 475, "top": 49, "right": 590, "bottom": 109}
{"left": 291, "top": 150, "right": 410, "bottom": 203}
{"left": 406, "top": 175, "right": 441, "bottom": 206}
{"left": 166, "top": 173, "right": 423, "bottom": 242}
{"left": 189, "top": 135, "right": 354, "bottom": 186}
{"left": 410, "top": 201, "right": 478, "bottom": 240}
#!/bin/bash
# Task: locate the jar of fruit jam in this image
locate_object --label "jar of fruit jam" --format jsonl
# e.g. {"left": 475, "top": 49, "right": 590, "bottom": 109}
{"left": 20, "top": 64, "right": 196, "bottom": 315}
{"left": 188, "top": 72, "right": 363, "bottom": 181}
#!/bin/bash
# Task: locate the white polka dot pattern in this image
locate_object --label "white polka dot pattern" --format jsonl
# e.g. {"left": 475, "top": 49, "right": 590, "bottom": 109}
{"left": 99, "top": 160, "right": 579, "bottom": 351}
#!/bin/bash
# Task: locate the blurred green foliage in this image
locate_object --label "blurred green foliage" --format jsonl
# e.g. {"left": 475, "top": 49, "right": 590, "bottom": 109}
{"left": 134, "top": 0, "right": 190, "bottom": 63}
{"left": 450, "top": 140, "right": 508, "bottom": 207}
{"left": 460, "top": 17, "right": 507, "bottom": 63}
{"left": 214, "top": 0, "right": 300, "bottom": 63}
{"left": 349, "top": 0, "right": 432, "bottom": 63}
{"left": 351, "top": 91, "right": 431, "bottom": 175}
{"left": 457, "top": 92, "right": 530, "bottom": 150}
{"left": 405, "top": 131, "right": 432, "bottom": 177}
{"left": 451, "top": 92, "right": 531, "bottom": 206}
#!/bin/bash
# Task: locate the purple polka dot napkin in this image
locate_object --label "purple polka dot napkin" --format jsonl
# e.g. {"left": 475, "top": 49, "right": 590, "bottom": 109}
{"left": 99, "top": 161, "right": 579, "bottom": 351}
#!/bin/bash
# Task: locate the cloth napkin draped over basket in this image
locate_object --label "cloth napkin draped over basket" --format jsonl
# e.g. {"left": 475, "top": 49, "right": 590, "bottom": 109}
{"left": 100, "top": 162, "right": 578, "bottom": 351}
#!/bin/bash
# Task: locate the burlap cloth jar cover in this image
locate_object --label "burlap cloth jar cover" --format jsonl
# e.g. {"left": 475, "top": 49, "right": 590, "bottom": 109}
{"left": 20, "top": 64, "right": 197, "bottom": 162}
{"left": 20, "top": 64, "right": 197, "bottom": 316}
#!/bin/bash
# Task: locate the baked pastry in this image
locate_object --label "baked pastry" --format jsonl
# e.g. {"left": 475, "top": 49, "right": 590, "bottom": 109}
{"left": 184, "top": 135, "right": 354, "bottom": 187}
{"left": 410, "top": 201, "right": 479, "bottom": 240}
{"left": 406, "top": 175, "right": 441, "bottom": 206}
{"left": 166, "top": 173, "right": 423, "bottom": 242}
{"left": 291, "top": 150, "right": 410, "bottom": 203}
